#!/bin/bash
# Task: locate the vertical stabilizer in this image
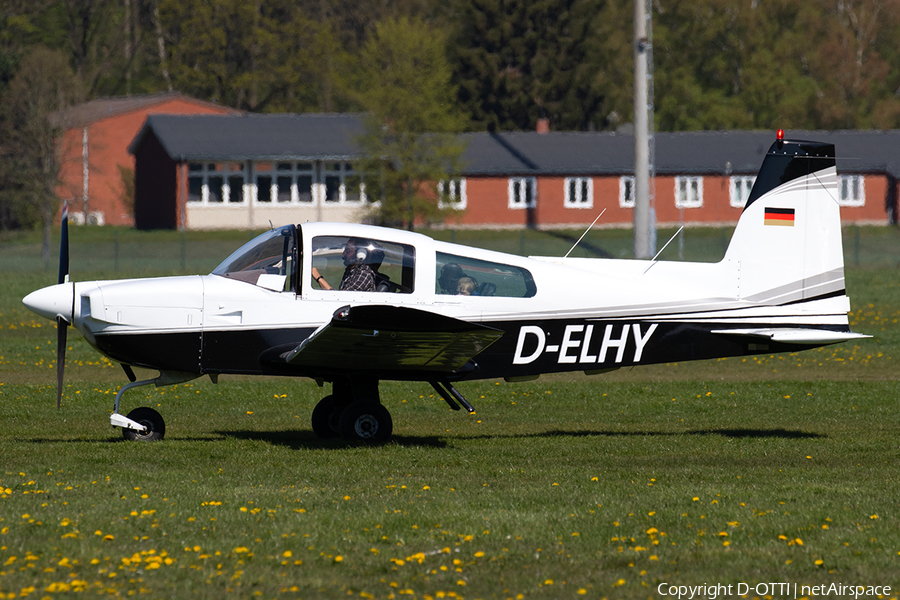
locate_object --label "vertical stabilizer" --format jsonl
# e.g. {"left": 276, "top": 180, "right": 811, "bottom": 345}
{"left": 723, "top": 137, "right": 844, "bottom": 305}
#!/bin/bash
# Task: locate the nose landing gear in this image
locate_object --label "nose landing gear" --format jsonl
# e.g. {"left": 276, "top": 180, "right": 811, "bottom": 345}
{"left": 109, "top": 371, "right": 199, "bottom": 441}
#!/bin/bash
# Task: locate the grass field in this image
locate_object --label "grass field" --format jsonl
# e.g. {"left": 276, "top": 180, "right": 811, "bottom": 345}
{"left": 2, "top": 226, "right": 900, "bottom": 599}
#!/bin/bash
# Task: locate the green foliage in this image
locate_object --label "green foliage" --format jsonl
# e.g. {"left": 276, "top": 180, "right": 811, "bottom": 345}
{"left": 159, "top": 0, "right": 345, "bottom": 112}
{"left": 653, "top": 0, "right": 900, "bottom": 131}
{"left": 117, "top": 164, "right": 135, "bottom": 219}
{"left": 354, "top": 17, "right": 467, "bottom": 229}
{"left": 451, "top": 0, "right": 609, "bottom": 131}
{"left": 0, "top": 46, "right": 81, "bottom": 253}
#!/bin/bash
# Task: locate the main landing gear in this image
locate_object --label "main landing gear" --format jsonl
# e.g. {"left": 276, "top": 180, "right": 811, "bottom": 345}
{"left": 311, "top": 378, "right": 476, "bottom": 444}
{"left": 312, "top": 379, "right": 393, "bottom": 444}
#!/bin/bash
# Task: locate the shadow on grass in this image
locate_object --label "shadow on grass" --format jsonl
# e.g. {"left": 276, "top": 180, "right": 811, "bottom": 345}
{"left": 14, "top": 427, "right": 824, "bottom": 448}
{"left": 455, "top": 427, "right": 825, "bottom": 441}
{"left": 215, "top": 426, "right": 823, "bottom": 449}
{"left": 215, "top": 429, "right": 450, "bottom": 449}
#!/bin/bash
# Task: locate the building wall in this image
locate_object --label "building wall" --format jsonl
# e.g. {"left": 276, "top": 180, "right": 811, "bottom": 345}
{"left": 446, "top": 173, "right": 890, "bottom": 229}
{"left": 171, "top": 159, "right": 375, "bottom": 230}
{"left": 57, "top": 98, "right": 234, "bottom": 227}
{"left": 184, "top": 204, "right": 370, "bottom": 230}
{"left": 134, "top": 131, "right": 178, "bottom": 230}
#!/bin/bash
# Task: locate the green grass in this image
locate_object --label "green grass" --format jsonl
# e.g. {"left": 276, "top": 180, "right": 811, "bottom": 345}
{"left": 2, "top": 227, "right": 900, "bottom": 598}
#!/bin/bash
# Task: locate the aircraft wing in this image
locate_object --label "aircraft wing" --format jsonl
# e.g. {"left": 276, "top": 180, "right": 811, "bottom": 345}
{"left": 710, "top": 328, "right": 871, "bottom": 344}
{"left": 282, "top": 305, "right": 505, "bottom": 372}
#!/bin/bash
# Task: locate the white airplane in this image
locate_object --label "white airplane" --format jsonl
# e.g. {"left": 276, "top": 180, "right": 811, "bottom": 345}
{"left": 23, "top": 132, "right": 868, "bottom": 443}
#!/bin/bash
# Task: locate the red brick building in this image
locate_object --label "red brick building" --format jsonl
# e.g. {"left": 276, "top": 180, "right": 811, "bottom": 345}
{"left": 128, "top": 114, "right": 900, "bottom": 230}
{"left": 53, "top": 93, "right": 239, "bottom": 226}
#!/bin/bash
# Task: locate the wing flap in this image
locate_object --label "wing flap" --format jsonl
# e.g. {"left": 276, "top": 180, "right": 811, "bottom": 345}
{"left": 711, "top": 328, "right": 871, "bottom": 344}
{"left": 284, "top": 305, "right": 504, "bottom": 372}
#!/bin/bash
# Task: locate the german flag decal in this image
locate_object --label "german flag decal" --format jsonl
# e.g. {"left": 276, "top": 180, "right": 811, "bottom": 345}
{"left": 764, "top": 207, "right": 795, "bottom": 227}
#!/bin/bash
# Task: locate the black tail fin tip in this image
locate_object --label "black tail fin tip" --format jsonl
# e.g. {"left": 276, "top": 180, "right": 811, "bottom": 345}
{"left": 745, "top": 139, "right": 835, "bottom": 209}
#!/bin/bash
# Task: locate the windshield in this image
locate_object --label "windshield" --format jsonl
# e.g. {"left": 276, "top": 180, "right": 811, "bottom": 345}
{"left": 212, "top": 225, "right": 296, "bottom": 291}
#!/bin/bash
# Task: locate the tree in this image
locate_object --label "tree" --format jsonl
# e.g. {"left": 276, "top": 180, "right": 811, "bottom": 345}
{"left": 651, "top": 0, "right": 900, "bottom": 131}
{"left": 353, "top": 16, "right": 467, "bottom": 230}
{"left": 0, "top": 47, "right": 82, "bottom": 258}
{"left": 159, "top": 0, "right": 351, "bottom": 112}
{"left": 450, "top": 0, "right": 607, "bottom": 131}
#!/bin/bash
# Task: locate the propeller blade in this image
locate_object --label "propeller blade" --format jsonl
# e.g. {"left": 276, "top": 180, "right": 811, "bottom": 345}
{"left": 56, "top": 316, "right": 67, "bottom": 410}
{"left": 56, "top": 201, "right": 72, "bottom": 409}
{"left": 58, "top": 201, "right": 69, "bottom": 285}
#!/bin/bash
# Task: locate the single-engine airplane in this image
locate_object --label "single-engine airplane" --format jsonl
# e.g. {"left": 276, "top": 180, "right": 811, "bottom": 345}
{"left": 23, "top": 132, "right": 869, "bottom": 443}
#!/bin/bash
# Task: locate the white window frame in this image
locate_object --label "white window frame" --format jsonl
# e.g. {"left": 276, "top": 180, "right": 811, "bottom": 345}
{"left": 838, "top": 175, "right": 865, "bottom": 207}
{"left": 675, "top": 176, "right": 703, "bottom": 209}
{"left": 323, "top": 162, "right": 366, "bottom": 204}
{"left": 729, "top": 175, "right": 756, "bottom": 208}
{"left": 438, "top": 178, "right": 467, "bottom": 210}
{"left": 564, "top": 177, "right": 593, "bottom": 209}
{"left": 508, "top": 177, "right": 536, "bottom": 209}
{"left": 619, "top": 176, "right": 635, "bottom": 208}
{"left": 253, "top": 162, "right": 315, "bottom": 204}
{"left": 187, "top": 162, "right": 248, "bottom": 205}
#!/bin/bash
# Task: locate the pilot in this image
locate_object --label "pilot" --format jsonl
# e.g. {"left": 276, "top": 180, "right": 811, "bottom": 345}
{"left": 456, "top": 276, "right": 476, "bottom": 296}
{"left": 311, "top": 237, "right": 376, "bottom": 292}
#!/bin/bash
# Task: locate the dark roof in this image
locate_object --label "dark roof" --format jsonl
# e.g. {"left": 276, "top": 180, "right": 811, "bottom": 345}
{"left": 463, "top": 129, "right": 900, "bottom": 178}
{"left": 461, "top": 131, "right": 634, "bottom": 176}
{"left": 129, "top": 113, "right": 900, "bottom": 178}
{"left": 129, "top": 113, "right": 366, "bottom": 160}
{"left": 49, "top": 92, "right": 236, "bottom": 128}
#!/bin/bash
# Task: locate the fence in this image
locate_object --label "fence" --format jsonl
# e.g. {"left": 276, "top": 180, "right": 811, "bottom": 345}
{"left": 1, "top": 225, "right": 899, "bottom": 276}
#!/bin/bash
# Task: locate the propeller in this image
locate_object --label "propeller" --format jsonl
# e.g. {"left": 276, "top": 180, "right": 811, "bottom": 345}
{"left": 56, "top": 201, "right": 72, "bottom": 410}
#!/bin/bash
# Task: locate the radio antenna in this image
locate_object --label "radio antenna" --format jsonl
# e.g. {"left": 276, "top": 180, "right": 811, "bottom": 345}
{"left": 643, "top": 225, "right": 684, "bottom": 273}
{"left": 564, "top": 209, "right": 606, "bottom": 258}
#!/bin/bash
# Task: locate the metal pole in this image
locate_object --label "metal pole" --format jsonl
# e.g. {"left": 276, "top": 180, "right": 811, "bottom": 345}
{"left": 633, "top": 0, "right": 652, "bottom": 259}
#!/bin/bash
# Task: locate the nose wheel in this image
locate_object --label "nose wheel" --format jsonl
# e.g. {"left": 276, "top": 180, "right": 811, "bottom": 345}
{"left": 109, "top": 372, "right": 197, "bottom": 441}
{"left": 121, "top": 407, "right": 166, "bottom": 441}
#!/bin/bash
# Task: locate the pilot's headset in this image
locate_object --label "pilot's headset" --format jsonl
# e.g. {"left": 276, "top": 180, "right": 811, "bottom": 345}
{"left": 350, "top": 238, "right": 373, "bottom": 264}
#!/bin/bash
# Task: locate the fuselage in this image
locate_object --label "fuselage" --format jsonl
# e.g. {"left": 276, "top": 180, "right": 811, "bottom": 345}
{"left": 23, "top": 220, "right": 855, "bottom": 383}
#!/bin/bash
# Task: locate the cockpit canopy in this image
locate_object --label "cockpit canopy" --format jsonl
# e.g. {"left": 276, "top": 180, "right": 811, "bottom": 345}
{"left": 212, "top": 225, "right": 295, "bottom": 291}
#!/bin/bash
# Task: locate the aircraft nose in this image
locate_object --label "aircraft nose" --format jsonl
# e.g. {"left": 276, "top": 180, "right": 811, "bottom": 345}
{"left": 23, "top": 283, "right": 74, "bottom": 322}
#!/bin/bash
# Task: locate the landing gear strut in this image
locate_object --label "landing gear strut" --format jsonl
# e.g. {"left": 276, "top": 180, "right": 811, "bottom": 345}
{"left": 312, "top": 378, "right": 392, "bottom": 444}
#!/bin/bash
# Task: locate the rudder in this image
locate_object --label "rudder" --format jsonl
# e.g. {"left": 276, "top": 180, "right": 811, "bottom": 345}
{"left": 722, "top": 137, "right": 845, "bottom": 305}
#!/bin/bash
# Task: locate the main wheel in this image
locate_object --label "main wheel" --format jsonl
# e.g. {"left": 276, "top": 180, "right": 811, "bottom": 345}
{"left": 311, "top": 395, "right": 340, "bottom": 438}
{"left": 338, "top": 401, "right": 392, "bottom": 444}
{"left": 122, "top": 407, "right": 165, "bottom": 441}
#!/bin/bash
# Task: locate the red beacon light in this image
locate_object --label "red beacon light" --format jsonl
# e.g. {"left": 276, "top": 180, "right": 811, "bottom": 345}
{"left": 776, "top": 128, "right": 784, "bottom": 140}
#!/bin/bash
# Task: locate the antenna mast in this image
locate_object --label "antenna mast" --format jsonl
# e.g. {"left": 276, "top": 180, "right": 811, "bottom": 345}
{"left": 633, "top": 0, "right": 656, "bottom": 259}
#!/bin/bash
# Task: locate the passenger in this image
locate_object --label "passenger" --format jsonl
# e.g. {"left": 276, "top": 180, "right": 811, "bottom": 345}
{"left": 438, "top": 263, "right": 466, "bottom": 294}
{"left": 311, "top": 237, "right": 376, "bottom": 291}
{"left": 456, "top": 277, "right": 476, "bottom": 296}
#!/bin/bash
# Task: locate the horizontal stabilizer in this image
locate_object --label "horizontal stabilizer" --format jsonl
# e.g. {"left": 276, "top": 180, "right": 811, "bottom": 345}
{"left": 711, "top": 328, "right": 871, "bottom": 345}
{"left": 283, "top": 305, "right": 504, "bottom": 372}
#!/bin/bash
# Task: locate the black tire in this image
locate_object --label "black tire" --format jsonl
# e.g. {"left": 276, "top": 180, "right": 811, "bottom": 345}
{"left": 338, "top": 401, "right": 392, "bottom": 444}
{"left": 122, "top": 407, "right": 165, "bottom": 441}
{"left": 311, "top": 395, "right": 340, "bottom": 438}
